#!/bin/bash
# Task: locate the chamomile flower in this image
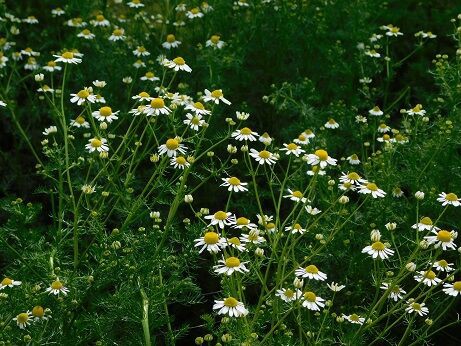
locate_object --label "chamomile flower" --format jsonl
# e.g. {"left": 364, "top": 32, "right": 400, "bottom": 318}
{"left": 66, "top": 17, "right": 87, "bottom": 28}
{"left": 42, "top": 126, "right": 57, "bottom": 136}
{"left": 285, "top": 223, "right": 306, "bottom": 235}
{"left": 295, "top": 265, "right": 327, "bottom": 281}
{"left": 194, "top": 231, "right": 226, "bottom": 254}
{"left": 24, "top": 57, "right": 39, "bottom": 70}
{"left": 21, "top": 47, "right": 40, "bottom": 56}
{"left": 284, "top": 189, "right": 307, "bottom": 203}
{"left": 85, "top": 137, "right": 109, "bottom": 153}
{"left": 127, "top": 0, "right": 145, "bottom": 8}
{"left": 140, "top": 71, "right": 160, "bottom": 82}
{"left": 301, "top": 291, "right": 325, "bottom": 311}
{"left": 377, "top": 134, "right": 394, "bottom": 143}
{"left": 206, "top": 35, "right": 225, "bottom": 49}
{"left": 365, "top": 49, "right": 381, "bottom": 58}
{"left": 92, "top": 106, "right": 119, "bottom": 123}
{"left": 306, "top": 165, "right": 326, "bottom": 176}
{"left": 226, "top": 237, "right": 247, "bottom": 252}
{"left": 306, "top": 149, "right": 337, "bottom": 168}
{"left": 233, "top": 217, "right": 257, "bottom": 230}
{"left": 414, "top": 270, "right": 442, "bottom": 287}
{"left": 412, "top": 216, "right": 438, "bottom": 232}
{"left": 32, "top": 306, "right": 51, "bottom": 321}
{"left": 276, "top": 288, "right": 302, "bottom": 302}
{"left": 369, "top": 105, "right": 383, "bottom": 116}
{"left": 259, "top": 132, "right": 273, "bottom": 146}
{"left": 205, "top": 211, "right": 235, "bottom": 229}
{"left": 109, "top": 28, "right": 126, "bottom": 41}
{"left": 13, "top": 312, "right": 32, "bottom": 329}
{"left": 405, "top": 301, "right": 428, "bottom": 316}
{"left": 185, "top": 101, "right": 211, "bottom": 115}
{"left": 437, "top": 192, "right": 461, "bottom": 207}
{"left": 183, "top": 113, "right": 205, "bottom": 131}
{"left": 294, "top": 132, "right": 310, "bottom": 145}
{"left": 132, "top": 91, "right": 152, "bottom": 102}
{"left": 362, "top": 241, "right": 394, "bottom": 259}
{"left": 146, "top": 98, "right": 171, "bottom": 116}
{"left": 232, "top": 127, "right": 258, "bottom": 141}
{"left": 213, "top": 257, "right": 249, "bottom": 275}
{"left": 166, "top": 57, "right": 192, "bottom": 72}
{"left": 249, "top": 149, "right": 278, "bottom": 165}
{"left": 0, "top": 101, "right": 6, "bottom": 107}
{"left": 158, "top": 138, "right": 187, "bottom": 157}
{"left": 407, "top": 104, "right": 426, "bottom": 116}
{"left": 347, "top": 154, "right": 361, "bottom": 165}
{"left": 70, "top": 88, "right": 96, "bottom": 105}
{"left": 325, "top": 118, "right": 339, "bottom": 129}
{"left": 305, "top": 205, "right": 321, "bottom": 215}
{"left": 220, "top": 177, "right": 248, "bottom": 192}
{"left": 424, "top": 229, "right": 457, "bottom": 251}
{"left": 51, "top": 7, "right": 65, "bottom": 16}
{"left": 133, "top": 46, "right": 150, "bottom": 57}
{"left": 339, "top": 172, "right": 367, "bottom": 186}
{"left": 46, "top": 279, "right": 70, "bottom": 296}
{"left": 203, "top": 89, "right": 231, "bottom": 105}
{"left": 91, "top": 14, "right": 110, "bottom": 27}
{"left": 170, "top": 156, "right": 190, "bottom": 170}
{"left": 380, "top": 282, "right": 406, "bottom": 301}
{"left": 186, "top": 7, "right": 204, "bottom": 19}
{"left": 240, "top": 229, "right": 265, "bottom": 244}
{"left": 53, "top": 51, "right": 82, "bottom": 64}
{"left": 386, "top": 26, "right": 403, "bottom": 37}
{"left": 162, "top": 34, "right": 181, "bottom": 49}
{"left": 327, "top": 282, "right": 346, "bottom": 292}
{"left": 213, "top": 297, "right": 248, "bottom": 317}
{"left": 77, "top": 29, "right": 95, "bottom": 40}
{"left": 343, "top": 313, "right": 365, "bottom": 325}
{"left": 281, "top": 143, "right": 305, "bottom": 157}
{"left": 442, "top": 281, "right": 461, "bottom": 297}
{"left": 70, "top": 116, "right": 90, "bottom": 128}
{"left": 43, "top": 60, "right": 62, "bottom": 72}
{"left": 432, "top": 259, "right": 454, "bottom": 272}
{"left": 377, "top": 123, "right": 391, "bottom": 133}
{"left": 0, "top": 277, "right": 22, "bottom": 289}
{"left": 358, "top": 182, "right": 386, "bottom": 198}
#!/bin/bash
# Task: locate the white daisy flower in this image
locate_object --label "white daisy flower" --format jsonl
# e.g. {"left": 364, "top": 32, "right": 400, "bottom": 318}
{"left": 386, "top": 26, "right": 403, "bottom": 37}
{"left": 204, "top": 211, "right": 235, "bottom": 229}
{"left": 225, "top": 237, "right": 247, "bottom": 252}
{"left": 347, "top": 154, "right": 361, "bottom": 165}
{"left": 301, "top": 291, "right": 325, "bottom": 311}
{"left": 66, "top": 17, "right": 87, "bottom": 27}
{"left": 437, "top": 192, "right": 461, "bottom": 207}
{"left": 412, "top": 216, "right": 439, "bottom": 232}
{"left": 281, "top": 143, "right": 305, "bottom": 157}
{"left": 343, "top": 313, "right": 365, "bottom": 325}
{"left": 249, "top": 149, "right": 277, "bottom": 165}
{"left": 240, "top": 229, "right": 265, "bottom": 244}
{"left": 432, "top": 259, "right": 454, "bottom": 272}
{"left": 293, "top": 132, "right": 310, "bottom": 145}
{"left": 284, "top": 189, "right": 307, "bottom": 203}
{"left": 0, "top": 277, "right": 22, "bottom": 289}
{"left": 140, "top": 71, "right": 160, "bottom": 82}
{"left": 43, "top": 60, "right": 62, "bottom": 72}
{"left": 305, "top": 205, "right": 321, "bottom": 215}
{"left": 85, "top": 137, "right": 109, "bottom": 153}
{"left": 213, "top": 257, "right": 249, "bottom": 275}
{"left": 406, "top": 104, "right": 426, "bottom": 116}
{"left": 92, "top": 106, "right": 119, "bottom": 123}
{"left": 380, "top": 282, "right": 406, "bottom": 301}
{"left": 377, "top": 134, "right": 394, "bottom": 143}
{"left": 53, "top": 51, "right": 82, "bottom": 64}
{"left": 166, "top": 56, "right": 192, "bottom": 72}
{"left": 170, "top": 156, "right": 190, "bottom": 170}
{"left": 51, "top": 7, "right": 65, "bottom": 16}
{"left": 259, "top": 132, "right": 273, "bottom": 146}
{"left": 442, "top": 281, "right": 461, "bottom": 297}
{"left": 203, "top": 89, "right": 231, "bottom": 105}
{"left": 194, "top": 231, "right": 226, "bottom": 254}
{"left": 220, "top": 177, "right": 248, "bottom": 192}
{"left": 70, "top": 116, "right": 90, "bottom": 128}
{"left": 365, "top": 49, "right": 381, "bottom": 58}
{"left": 0, "top": 101, "right": 7, "bottom": 107}
{"left": 324, "top": 118, "right": 339, "bottom": 129}
{"left": 42, "top": 126, "right": 58, "bottom": 136}
{"left": 70, "top": 88, "right": 96, "bottom": 105}
{"left": 31, "top": 306, "right": 51, "bottom": 322}
{"left": 369, "top": 105, "right": 383, "bottom": 116}
{"left": 377, "top": 123, "right": 391, "bottom": 133}
{"left": 284, "top": 223, "right": 306, "bottom": 235}
{"left": 185, "top": 101, "right": 211, "bottom": 115}
{"left": 276, "top": 288, "right": 302, "bottom": 302}
{"left": 339, "top": 172, "right": 367, "bottom": 186}
{"left": 77, "top": 29, "right": 95, "bottom": 39}
{"left": 362, "top": 241, "right": 394, "bottom": 259}
{"left": 424, "top": 229, "right": 457, "bottom": 251}
{"left": 206, "top": 35, "right": 225, "bottom": 49}
{"left": 162, "top": 34, "right": 181, "bottom": 49}
{"left": 358, "top": 182, "right": 386, "bottom": 198}
{"left": 127, "top": 0, "right": 145, "bottom": 8}
{"left": 213, "top": 297, "right": 248, "bottom": 317}
{"left": 186, "top": 8, "right": 204, "bottom": 19}
{"left": 183, "top": 113, "right": 205, "bottom": 131}
{"left": 307, "top": 165, "right": 326, "bottom": 176}
{"left": 232, "top": 127, "right": 259, "bottom": 141}
{"left": 145, "top": 98, "right": 171, "bottom": 116}
{"left": 306, "top": 149, "right": 337, "bottom": 168}
{"left": 414, "top": 270, "right": 442, "bottom": 287}
{"left": 20, "top": 47, "right": 40, "bottom": 56}
{"left": 90, "top": 14, "right": 110, "bottom": 27}
{"left": 132, "top": 91, "right": 152, "bottom": 102}
{"left": 158, "top": 138, "right": 187, "bottom": 157}
{"left": 405, "top": 301, "right": 428, "bottom": 316}
{"left": 45, "top": 279, "right": 70, "bottom": 296}
{"left": 109, "top": 28, "right": 126, "bottom": 41}
{"left": 327, "top": 282, "right": 345, "bottom": 292}
{"left": 13, "top": 312, "right": 32, "bottom": 329}
{"left": 132, "top": 46, "right": 150, "bottom": 57}
{"left": 233, "top": 216, "right": 257, "bottom": 230}
{"left": 295, "top": 264, "right": 327, "bottom": 281}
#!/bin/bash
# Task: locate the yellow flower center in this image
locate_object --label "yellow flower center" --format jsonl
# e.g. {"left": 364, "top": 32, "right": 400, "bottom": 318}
{"left": 350, "top": 314, "right": 360, "bottom": 322}
{"left": 305, "top": 264, "right": 319, "bottom": 274}
{"left": 391, "top": 27, "right": 400, "bottom": 33}
{"left": 166, "top": 34, "right": 176, "bottom": 43}
{"left": 82, "top": 29, "right": 91, "bottom": 35}
{"left": 138, "top": 46, "right": 146, "bottom": 52}
{"left": 191, "top": 116, "right": 201, "bottom": 125}
{"left": 371, "top": 241, "right": 385, "bottom": 251}
{"left": 113, "top": 28, "right": 123, "bottom": 36}
{"left": 211, "top": 89, "right": 223, "bottom": 98}
{"left": 17, "top": 313, "right": 29, "bottom": 324}
{"left": 32, "top": 306, "right": 44, "bottom": 318}
{"left": 151, "top": 98, "right": 165, "bottom": 109}
{"left": 173, "top": 57, "right": 185, "bottom": 65}
{"left": 191, "top": 8, "right": 200, "bottom": 14}
{"left": 372, "top": 106, "right": 381, "bottom": 112}
{"left": 424, "top": 270, "right": 436, "bottom": 280}
{"left": 225, "top": 257, "right": 241, "bottom": 268}
{"left": 293, "top": 223, "right": 302, "bottom": 230}
{"left": 292, "top": 191, "right": 303, "bottom": 198}
{"left": 1, "top": 278, "right": 13, "bottom": 286}
{"left": 240, "top": 127, "right": 253, "bottom": 135}
{"left": 298, "top": 134, "right": 306, "bottom": 141}
{"left": 51, "top": 280, "right": 63, "bottom": 290}
{"left": 437, "top": 230, "right": 452, "bottom": 242}
{"left": 287, "top": 143, "right": 298, "bottom": 151}
{"left": 99, "top": 106, "right": 112, "bottom": 117}
{"left": 379, "top": 123, "right": 387, "bottom": 128}
{"left": 236, "top": 217, "right": 249, "bottom": 225}
{"left": 77, "top": 89, "right": 90, "bottom": 98}
{"left": 175, "top": 156, "right": 186, "bottom": 165}
{"left": 91, "top": 138, "right": 102, "bottom": 148}
{"left": 420, "top": 217, "right": 432, "bottom": 225}
{"left": 214, "top": 211, "right": 228, "bottom": 220}
{"left": 62, "top": 52, "right": 75, "bottom": 60}
{"left": 366, "top": 183, "right": 378, "bottom": 191}
{"left": 445, "top": 193, "right": 458, "bottom": 201}
{"left": 391, "top": 285, "right": 401, "bottom": 294}
{"left": 411, "top": 302, "right": 421, "bottom": 310}
{"left": 303, "top": 291, "right": 317, "bottom": 302}
{"left": 347, "top": 172, "right": 360, "bottom": 180}
{"left": 223, "top": 297, "right": 238, "bottom": 307}
{"left": 383, "top": 134, "right": 391, "bottom": 141}
{"left": 96, "top": 15, "right": 105, "bottom": 21}
{"left": 145, "top": 72, "right": 155, "bottom": 78}
{"left": 210, "top": 35, "right": 220, "bottom": 44}
{"left": 314, "top": 149, "right": 328, "bottom": 161}
{"left": 395, "top": 134, "right": 405, "bottom": 142}
{"left": 350, "top": 154, "right": 358, "bottom": 160}
{"left": 284, "top": 289, "right": 294, "bottom": 298}
{"left": 328, "top": 119, "right": 336, "bottom": 124}
{"left": 139, "top": 92, "right": 150, "bottom": 98}
{"left": 165, "top": 139, "right": 179, "bottom": 150}
{"left": 453, "top": 281, "right": 461, "bottom": 292}
{"left": 47, "top": 61, "right": 56, "bottom": 67}
{"left": 76, "top": 116, "right": 85, "bottom": 124}
{"left": 203, "top": 232, "right": 219, "bottom": 244}
{"left": 412, "top": 104, "right": 422, "bottom": 112}
{"left": 194, "top": 102, "right": 205, "bottom": 110}
{"left": 437, "top": 260, "right": 448, "bottom": 267}
{"left": 266, "top": 222, "right": 275, "bottom": 230}
{"left": 228, "top": 237, "right": 241, "bottom": 246}
{"left": 259, "top": 150, "right": 271, "bottom": 159}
